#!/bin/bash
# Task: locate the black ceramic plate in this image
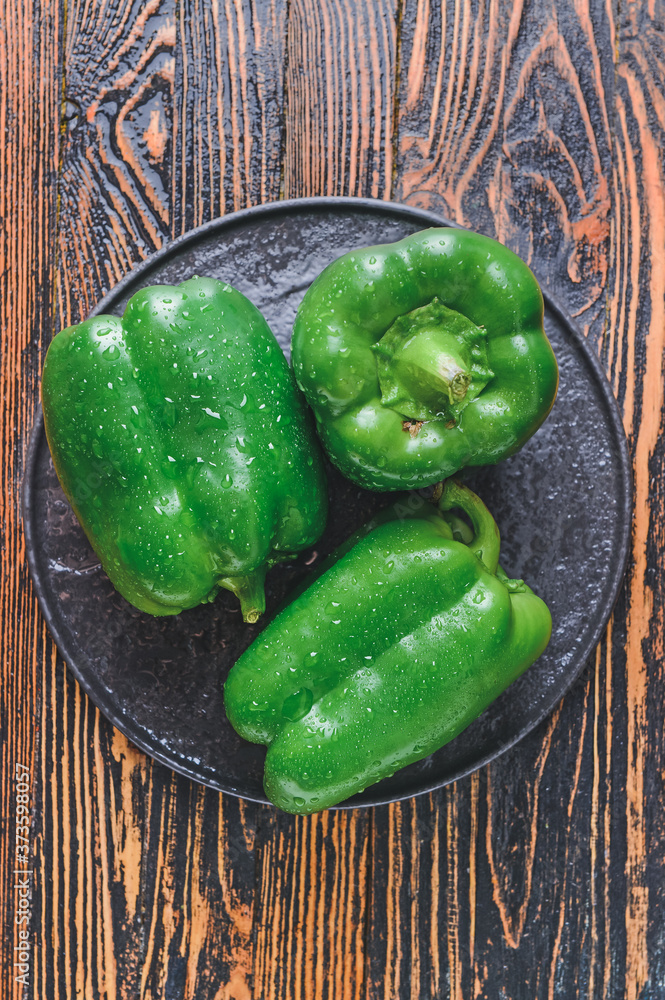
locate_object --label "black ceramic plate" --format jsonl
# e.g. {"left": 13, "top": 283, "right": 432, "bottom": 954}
{"left": 23, "top": 198, "right": 632, "bottom": 808}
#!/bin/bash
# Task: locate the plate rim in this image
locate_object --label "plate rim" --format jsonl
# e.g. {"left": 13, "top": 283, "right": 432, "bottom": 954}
{"left": 22, "top": 195, "right": 633, "bottom": 809}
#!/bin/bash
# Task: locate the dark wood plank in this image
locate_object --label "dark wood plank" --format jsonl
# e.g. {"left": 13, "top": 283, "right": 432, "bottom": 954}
{"left": 172, "top": 0, "right": 288, "bottom": 233}
{"left": 0, "top": 1, "right": 63, "bottom": 996}
{"left": 32, "top": 1, "right": 290, "bottom": 996}
{"left": 366, "top": 1, "right": 631, "bottom": 997}
{"left": 37, "top": 1, "right": 178, "bottom": 995}
{"left": 283, "top": 0, "right": 399, "bottom": 199}
{"left": 251, "top": 809, "right": 370, "bottom": 1000}
{"left": 234, "top": 4, "right": 402, "bottom": 996}
{"left": 137, "top": 4, "right": 292, "bottom": 994}
{"left": 369, "top": 2, "right": 664, "bottom": 998}
{"left": 57, "top": 0, "right": 176, "bottom": 319}
{"left": 395, "top": 0, "right": 615, "bottom": 338}
{"left": 611, "top": 7, "right": 665, "bottom": 997}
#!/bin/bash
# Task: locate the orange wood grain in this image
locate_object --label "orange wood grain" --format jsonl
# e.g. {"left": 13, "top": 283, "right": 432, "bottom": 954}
{"left": 381, "top": 4, "right": 617, "bottom": 997}
{"left": 283, "top": 0, "right": 398, "bottom": 199}
{"left": 0, "top": 0, "right": 62, "bottom": 996}
{"left": 613, "top": 11, "right": 665, "bottom": 996}
{"left": 2, "top": 0, "right": 664, "bottom": 997}
{"left": 172, "top": 0, "right": 288, "bottom": 232}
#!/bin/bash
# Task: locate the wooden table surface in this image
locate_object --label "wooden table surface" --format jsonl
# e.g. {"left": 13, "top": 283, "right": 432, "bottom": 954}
{"left": 2, "top": 1, "right": 664, "bottom": 997}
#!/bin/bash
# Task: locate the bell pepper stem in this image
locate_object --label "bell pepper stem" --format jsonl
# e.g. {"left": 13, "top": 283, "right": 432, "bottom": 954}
{"left": 220, "top": 570, "right": 267, "bottom": 624}
{"left": 371, "top": 298, "right": 493, "bottom": 422}
{"left": 384, "top": 334, "right": 472, "bottom": 402}
{"left": 438, "top": 479, "right": 500, "bottom": 574}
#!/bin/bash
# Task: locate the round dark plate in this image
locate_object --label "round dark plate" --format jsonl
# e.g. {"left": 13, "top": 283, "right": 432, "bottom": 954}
{"left": 23, "top": 197, "right": 632, "bottom": 808}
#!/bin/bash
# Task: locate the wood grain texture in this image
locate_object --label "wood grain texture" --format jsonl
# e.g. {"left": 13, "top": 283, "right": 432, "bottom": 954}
{"left": 396, "top": 0, "right": 615, "bottom": 333}
{"left": 390, "top": 2, "right": 663, "bottom": 997}
{"left": 34, "top": 6, "right": 184, "bottom": 995}
{"left": 0, "top": 0, "right": 62, "bottom": 996}
{"left": 245, "top": 5, "right": 401, "bottom": 996}
{"left": 386, "top": 2, "right": 626, "bottom": 997}
{"left": 611, "top": 7, "right": 665, "bottom": 997}
{"left": 57, "top": 0, "right": 176, "bottom": 318}
{"left": 172, "top": 0, "right": 288, "bottom": 232}
{"left": 283, "top": 0, "right": 398, "bottom": 199}
{"left": 2, "top": 0, "right": 664, "bottom": 997}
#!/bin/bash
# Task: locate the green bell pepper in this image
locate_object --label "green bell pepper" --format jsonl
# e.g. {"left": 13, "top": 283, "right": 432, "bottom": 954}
{"left": 41, "top": 277, "right": 328, "bottom": 622}
{"left": 292, "top": 228, "right": 558, "bottom": 490}
{"left": 224, "top": 480, "right": 552, "bottom": 813}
